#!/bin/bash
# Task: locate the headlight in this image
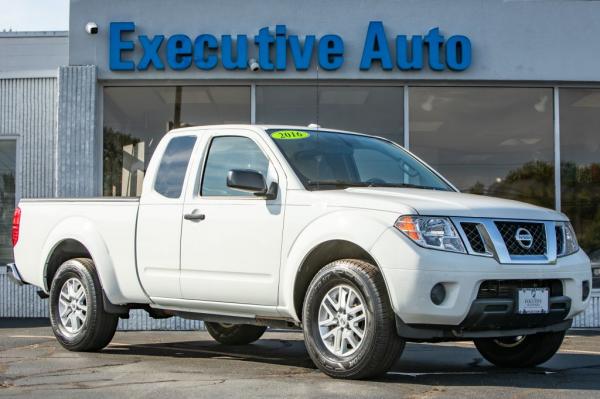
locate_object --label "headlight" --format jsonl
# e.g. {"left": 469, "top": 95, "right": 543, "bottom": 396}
{"left": 394, "top": 215, "right": 466, "bottom": 253}
{"left": 558, "top": 221, "right": 579, "bottom": 257}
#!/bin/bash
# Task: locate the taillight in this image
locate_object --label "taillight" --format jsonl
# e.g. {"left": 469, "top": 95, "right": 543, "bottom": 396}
{"left": 12, "top": 207, "right": 21, "bottom": 247}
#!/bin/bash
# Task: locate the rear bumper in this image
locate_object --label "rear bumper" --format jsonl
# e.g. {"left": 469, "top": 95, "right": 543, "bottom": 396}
{"left": 6, "top": 263, "right": 26, "bottom": 286}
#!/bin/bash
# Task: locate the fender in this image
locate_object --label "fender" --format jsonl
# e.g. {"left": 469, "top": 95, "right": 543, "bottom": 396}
{"left": 278, "top": 208, "right": 396, "bottom": 321}
{"left": 40, "top": 216, "right": 129, "bottom": 304}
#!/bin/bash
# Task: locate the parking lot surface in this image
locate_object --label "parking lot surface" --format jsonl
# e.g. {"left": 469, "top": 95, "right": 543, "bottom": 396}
{"left": 1, "top": 319, "right": 600, "bottom": 398}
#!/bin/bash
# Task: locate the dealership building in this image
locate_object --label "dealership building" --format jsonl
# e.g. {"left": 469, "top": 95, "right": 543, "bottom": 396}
{"left": 0, "top": 0, "right": 599, "bottom": 328}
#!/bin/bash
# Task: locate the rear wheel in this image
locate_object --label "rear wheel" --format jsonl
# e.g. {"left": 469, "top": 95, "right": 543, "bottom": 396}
{"left": 49, "top": 258, "right": 118, "bottom": 351}
{"left": 302, "top": 259, "right": 404, "bottom": 379}
{"left": 205, "top": 322, "right": 267, "bottom": 345}
{"left": 474, "top": 330, "right": 566, "bottom": 368}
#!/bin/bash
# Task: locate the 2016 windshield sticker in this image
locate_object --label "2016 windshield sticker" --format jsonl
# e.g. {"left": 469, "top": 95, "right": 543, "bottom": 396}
{"left": 271, "top": 130, "right": 311, "bottom": 140}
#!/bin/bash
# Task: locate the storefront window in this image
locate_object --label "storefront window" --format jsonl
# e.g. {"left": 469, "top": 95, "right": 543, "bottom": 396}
{"left": 103, "top": 86, "right": 250, "bottom": 196}
{"left": 409, "top": 87, "right": 555, "bottom": 208}
{"left": 256, "top": 86, "right": 404, "bottom": 144}
{"left": 560, "top": 88, "right": 600, "bottom": 272}
{"left": 0, "top": 139, "right": 16, "bottom": 265}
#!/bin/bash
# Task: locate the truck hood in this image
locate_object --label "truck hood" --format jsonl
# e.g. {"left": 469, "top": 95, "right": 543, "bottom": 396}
{"left": 312, "top": 187, "right": 565, "bottom": 221}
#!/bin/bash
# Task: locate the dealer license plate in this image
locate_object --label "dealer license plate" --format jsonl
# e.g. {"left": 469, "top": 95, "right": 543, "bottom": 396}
{"left": 517, "top": 288, "right": 549, "bottom": 314}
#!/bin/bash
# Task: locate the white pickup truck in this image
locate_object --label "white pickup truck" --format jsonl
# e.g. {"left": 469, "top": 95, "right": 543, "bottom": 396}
{"left": 9, "top": 125, "right": 592, "bottom": 379}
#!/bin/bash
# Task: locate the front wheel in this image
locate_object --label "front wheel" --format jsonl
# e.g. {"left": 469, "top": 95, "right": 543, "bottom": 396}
{"left": 302, "top": 259, "right": 405, "bottom": 379}
{"left": 205, "top": 322, "right": 267, "bottom": 345}
{"left": 49, "top": 258, "right": 119, "bottom": 352}
{"left": 474, "top": 330, "right": 566, "bottom": 368}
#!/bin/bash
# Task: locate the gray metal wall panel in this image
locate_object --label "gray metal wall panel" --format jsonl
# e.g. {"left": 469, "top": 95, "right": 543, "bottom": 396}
{"left": 0, "top": 78, "right": 57, "bottom": 198}
{"left": 0, "top": 267, "right": 48, "bottom": 317}
{"left": 56, "top": 65, "right": 99, "bottom": 197}
{"left": 573, "top": 297, "right": 600, "bottom": 328}
{"left": 0, "top": 268, "right": 204, "bottom": 330}
{"left": 0, "top": 33, "right": 68, "bottom": 77}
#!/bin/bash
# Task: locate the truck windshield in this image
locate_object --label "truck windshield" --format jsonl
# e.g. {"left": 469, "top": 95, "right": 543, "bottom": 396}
{"left": 267, "top": 129, "right": 454, "bottom": 191}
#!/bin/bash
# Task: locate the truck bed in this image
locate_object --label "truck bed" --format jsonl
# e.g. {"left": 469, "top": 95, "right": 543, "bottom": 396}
{"left": 14, "top": 197, "right": 148, "bottom": 304}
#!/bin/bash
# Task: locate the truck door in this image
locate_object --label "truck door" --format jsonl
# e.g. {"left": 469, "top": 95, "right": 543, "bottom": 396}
{"left": 180, "top": 130, "right": 285, "bottom": 306}
{"left": 136, "top": 134, "right": 198, "bottom": 299}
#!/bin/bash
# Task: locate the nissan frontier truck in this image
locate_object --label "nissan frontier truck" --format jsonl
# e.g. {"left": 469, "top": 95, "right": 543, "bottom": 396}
{"left": 8, "top": 125, "right": 592, "bottom": 379}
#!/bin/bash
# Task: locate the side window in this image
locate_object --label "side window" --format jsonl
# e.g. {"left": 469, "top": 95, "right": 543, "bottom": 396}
{"left": 154, "top": 136, "right": 197, "bottom": 198}
{"left": 201, "top": 136, "right": 269, "bottom": 197}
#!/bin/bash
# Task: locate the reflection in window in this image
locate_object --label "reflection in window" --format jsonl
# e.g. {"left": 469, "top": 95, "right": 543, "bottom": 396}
{"left": 560, "top": 89, "right": 600, "bottom": 268}
{"left": 103, "top": 86, "right": 250, "bottom": 197}
{"left": 201, "top": 136, "right": 269, "bottom": 197}
{"left": 0, "top": 139, "right": 16, "bottom": 264}
{"left": 256, "top": 86, "right": 404, "bottom": 144}
{"left": 409, "top": 87, "right": 555, "bottom": 208}
{"left": 154, "top": 136, "right": 196, "bottom": 199}
{"left": 268, "top": 129, "right": 451, "bottom": 191}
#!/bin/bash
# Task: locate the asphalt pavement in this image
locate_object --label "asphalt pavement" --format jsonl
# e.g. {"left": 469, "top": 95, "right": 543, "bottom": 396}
{"left": 1, "top": 318, "right": 600, "bottom": 398}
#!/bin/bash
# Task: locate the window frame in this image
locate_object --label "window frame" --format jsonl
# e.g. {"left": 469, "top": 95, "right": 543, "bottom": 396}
{"left": 196, "top": 133, "right": 276, "bottom": 200}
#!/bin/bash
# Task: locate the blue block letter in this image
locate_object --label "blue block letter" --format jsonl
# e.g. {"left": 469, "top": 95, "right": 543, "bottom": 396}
{"left": 254, "top": 27, "right": 275, "bottom": 71}
{"left": 138, "top": 35, "right": 165, "bottom": 70}
{"left": 167, "top": 34, "right": 193, "bottom": 70}
{"left": 396, "top": 35, "right": 423, "bottom": 70}
{"left": 194, "top": 34, "right": 218, "bottom": 70}
{"left": 424, "top": 27, "right": 444, "bottom": 71}
{"left": 318, "top": 34, "right": 344, "bottom": 70}
{"left": 222, "top": 35, "right": 248, "bottom": 70}
{"left": 360, "top": 21, "right": 392, "bottom": 70}
{"left": 109, "top": 22, "right": 135, "bottom": 71}
{"left": 289, "top": 35, "right": 315, "bottom": 70}
{"left": 445, "top": 35, "right": 471, "bottom": 71}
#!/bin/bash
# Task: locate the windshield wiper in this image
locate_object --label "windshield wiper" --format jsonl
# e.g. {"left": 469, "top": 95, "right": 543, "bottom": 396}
{"left": 365, "top": 182, "right": 449, "bottom": 191}
{"left": 305, "top": 180, "right": 448, "bottom": 191}
{"left": 305, "top": 180, "right": 371, "bottom": 190}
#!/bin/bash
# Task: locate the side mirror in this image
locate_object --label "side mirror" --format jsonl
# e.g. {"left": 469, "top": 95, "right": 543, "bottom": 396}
{"left": 227, "top": 169, "right": 278, "bottom": 199}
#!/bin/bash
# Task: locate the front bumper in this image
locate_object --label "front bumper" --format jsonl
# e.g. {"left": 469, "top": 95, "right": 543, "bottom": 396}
{"left": 371, "top": 227, "right": 593, "bottom": 332}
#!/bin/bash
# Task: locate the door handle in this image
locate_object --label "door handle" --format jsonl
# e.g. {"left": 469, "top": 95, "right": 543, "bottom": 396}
{"left": 184, "top": 211, "right": 205, "bottom": 221}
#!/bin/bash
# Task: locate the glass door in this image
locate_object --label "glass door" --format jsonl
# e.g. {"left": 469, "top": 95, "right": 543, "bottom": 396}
{"left": 0, "top": 139, "right": 16, "bottom": 265}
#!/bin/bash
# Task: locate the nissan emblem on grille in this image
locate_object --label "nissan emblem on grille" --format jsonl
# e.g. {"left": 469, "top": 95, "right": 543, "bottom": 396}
{"left": 515, "top": 227, "right": 534, "bottom": 249}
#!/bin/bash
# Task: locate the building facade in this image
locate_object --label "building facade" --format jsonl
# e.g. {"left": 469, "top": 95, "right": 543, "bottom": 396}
{"left": 0, "top": 0, "right": 599, "bottom": 328}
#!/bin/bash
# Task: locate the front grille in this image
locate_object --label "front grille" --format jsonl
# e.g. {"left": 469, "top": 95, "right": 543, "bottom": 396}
{"left": 461, "top": 222, "right": 486, "bottom": 253}
{"left": 477, "top": 279, "right": 563, "bottom": 299}
{"left": 495, "top": 221, "right": 546, "bottom": 256}
{"left": 555, "top": 225, "right": 564, "bottom": 256}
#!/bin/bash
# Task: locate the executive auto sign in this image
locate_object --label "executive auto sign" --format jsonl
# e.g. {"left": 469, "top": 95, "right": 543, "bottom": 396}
{"left": 109, "top": 21, "right": 472, "bottom": 72}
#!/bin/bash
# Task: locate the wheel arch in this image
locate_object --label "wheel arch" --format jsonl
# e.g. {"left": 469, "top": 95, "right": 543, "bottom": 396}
{"left": 44, "top": 239, "right": 92, "bottom": 290}
{"left": 280, "top": 209, "right": 395, "bottom": 322}
{"left": 292, "top": 239, "right": 379, "bottom": 321}
{"left": 40, "top": 217, "right": 125, "bottom": 303}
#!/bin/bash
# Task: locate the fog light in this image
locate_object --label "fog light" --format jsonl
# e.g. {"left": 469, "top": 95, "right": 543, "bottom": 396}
{"left": 430, "top": 283, "right": 446, "bottom": 305}
{"left": 582, "top": 281, "right": 590, "bottom": 301}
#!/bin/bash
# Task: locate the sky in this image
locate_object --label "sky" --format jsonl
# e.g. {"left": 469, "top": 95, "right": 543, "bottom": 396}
{"left": 0, "top": 0, "right": 69, "bottom": 31}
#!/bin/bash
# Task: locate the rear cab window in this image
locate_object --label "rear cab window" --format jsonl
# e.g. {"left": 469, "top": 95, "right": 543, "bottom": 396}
{"left": 154, "top": 135, "right": 197, "bottom": 198}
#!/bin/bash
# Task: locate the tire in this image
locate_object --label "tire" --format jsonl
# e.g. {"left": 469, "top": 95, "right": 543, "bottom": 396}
{"left": 302, "top": 259, "right": 404, "bottom": 379}
{"left": 49, "top": 258, "right": 119, "bottom": 352}
{"left": 474, "top": 330, "right": 566, "bottom": 368}
{"left": 205, "top": 322, "right": 267, "bottom": 345}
